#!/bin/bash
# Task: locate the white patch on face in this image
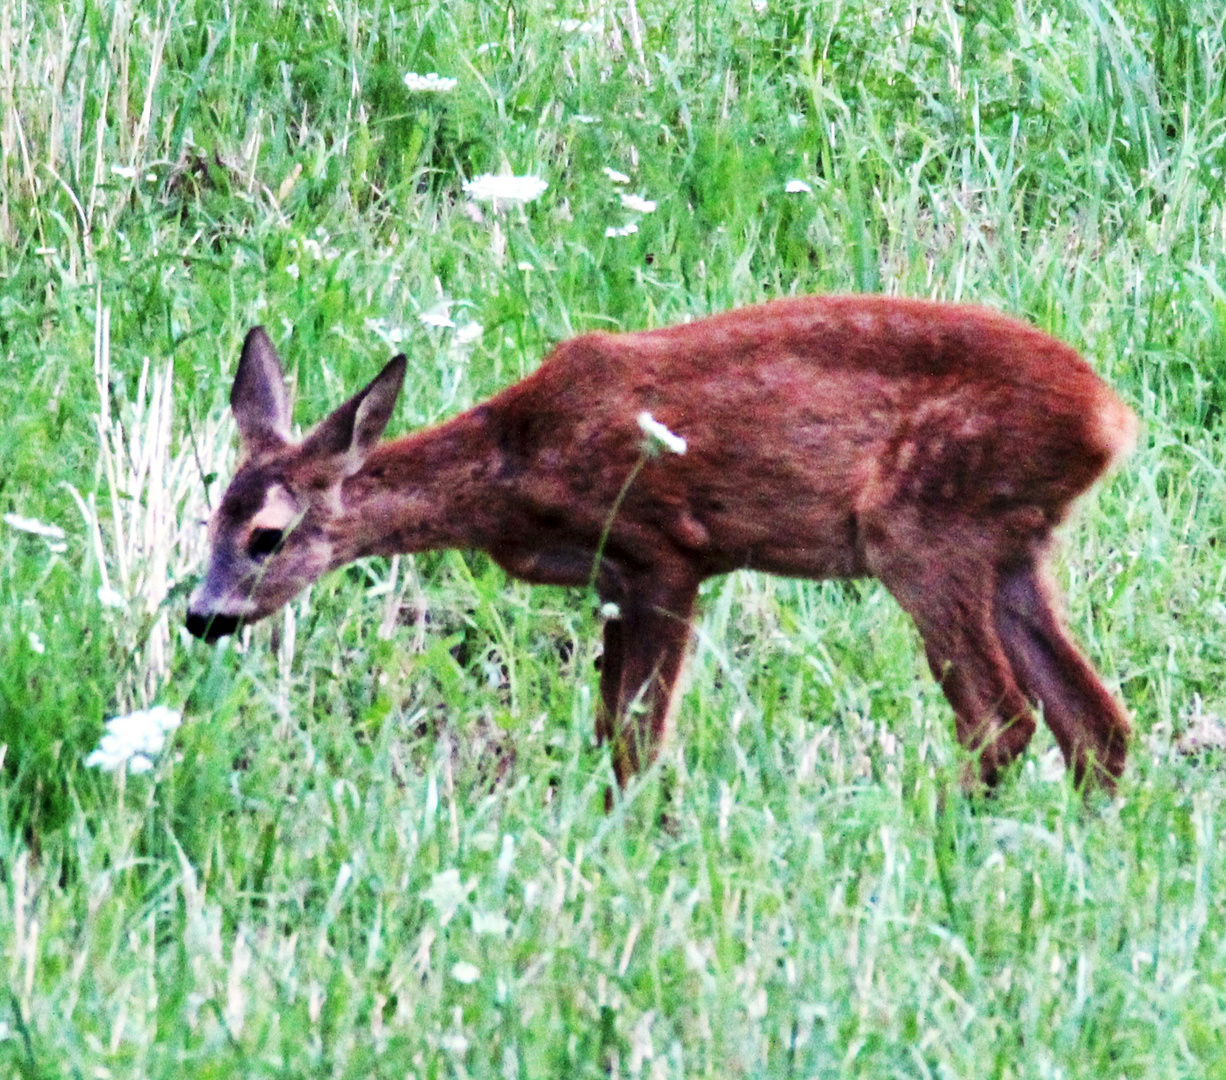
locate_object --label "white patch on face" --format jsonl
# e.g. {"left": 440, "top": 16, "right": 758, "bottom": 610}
{"left": 251, "top": 483, "right": 300, "bottom": 532}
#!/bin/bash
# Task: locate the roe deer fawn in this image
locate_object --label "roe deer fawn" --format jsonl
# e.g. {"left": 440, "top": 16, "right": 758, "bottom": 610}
{"left": 187, "top": 296, "right": 1137, "bottom": 791}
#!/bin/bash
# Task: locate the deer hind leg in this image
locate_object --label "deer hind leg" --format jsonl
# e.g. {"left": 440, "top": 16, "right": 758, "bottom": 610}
{"left": 993, "top": 558, "right": 1130, "bottom": 790}
{"left": 912, "top": 598, "right": 1037, "bottom": 789}
{"left": 866, "top": 531, "right": 1037, "bottom": 789}
{"left": 604, "top": 579, "right": 698, "bottom": 789}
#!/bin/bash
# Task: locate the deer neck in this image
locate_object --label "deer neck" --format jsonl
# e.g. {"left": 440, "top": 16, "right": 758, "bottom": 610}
{"left": 334, "top": 409, "right": 504, "bottom": 562}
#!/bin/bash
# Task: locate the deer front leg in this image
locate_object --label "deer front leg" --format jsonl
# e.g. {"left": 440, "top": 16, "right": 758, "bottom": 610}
{"left": 603, "top": 579, "right": 699, "bottom": 789}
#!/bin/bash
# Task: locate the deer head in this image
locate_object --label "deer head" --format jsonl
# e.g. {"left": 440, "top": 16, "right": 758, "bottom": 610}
{"left": 186, "top": 327, "right": 406, "bottom": 641}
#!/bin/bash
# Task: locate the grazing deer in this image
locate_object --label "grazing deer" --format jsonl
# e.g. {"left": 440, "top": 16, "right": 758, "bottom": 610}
{"left": 187, "top": 297, "right": 1137, "bottom": 791}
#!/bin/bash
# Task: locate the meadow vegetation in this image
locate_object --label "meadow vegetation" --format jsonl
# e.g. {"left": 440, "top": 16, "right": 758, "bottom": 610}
{"left": 2, "top": 0, "right": 1226, "bottom": 1075}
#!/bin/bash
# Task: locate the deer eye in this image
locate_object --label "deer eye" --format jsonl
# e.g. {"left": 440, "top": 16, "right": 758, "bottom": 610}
{"left": 248, "top": 527, "right": 284, "bottom": 560}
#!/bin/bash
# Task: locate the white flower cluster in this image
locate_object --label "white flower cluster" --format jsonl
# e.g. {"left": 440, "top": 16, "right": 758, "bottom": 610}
{"left": 98, "top": 585, "right": 127, "bottom": 609}
{"left": 422, "top": 867, "right": 473, "bottom": 926}
{"left": 416, "top": 305, "right": 484, "bottom": 343}
{"left": 404, "top": 72, "right": 458, "bottom": 93}
{"left": 110, "top": 165, "right": 157, "bottom": 182}
{"left": 86, "top": 705, "right": 182, "bottom": 773}
{"left": 619, "top": 193, "right": 657, "bottom": 214}
{"left": 290, "top": 233, "right": 341, "bottom": 261}
{"left": 419, "top": 309, "right": 456, "bottom": 329}
{"left": 637, "top": 411, "right": 687, "bottom": 455}
{"left": 606, "top": 185, "right": 656, "bottom": 238}
{"left": 462, "top": 173, "right": 549, "bottom": 204}
{"left": 364, "top": 317, "right": 407, "bottom": 346}
{"left": 367, "top": 313, "right": 482, "bottom": 345}
{"left": 785, "top": 179, "right": 813, "bottom": 194}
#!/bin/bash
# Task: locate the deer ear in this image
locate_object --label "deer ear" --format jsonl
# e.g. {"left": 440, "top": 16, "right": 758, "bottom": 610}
{"left": 302, "top": 354, "right": 407, "bottom": 474}
{"left": 231, "top": 326, "right": 292, "bottom": 454}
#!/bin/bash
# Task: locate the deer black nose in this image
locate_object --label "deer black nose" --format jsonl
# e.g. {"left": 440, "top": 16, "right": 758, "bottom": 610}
{"left": 186, "top": 609, "right": 241, "bottom": 642}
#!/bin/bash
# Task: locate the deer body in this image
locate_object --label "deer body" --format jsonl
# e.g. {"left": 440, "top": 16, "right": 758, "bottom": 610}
{"left": 188, "top": 296, "right": 1137, "bottom": 790}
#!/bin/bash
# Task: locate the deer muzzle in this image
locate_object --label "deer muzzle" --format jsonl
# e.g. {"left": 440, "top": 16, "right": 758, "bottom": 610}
{"left": 185, "top": 607, "right": 242, "bottom": 642}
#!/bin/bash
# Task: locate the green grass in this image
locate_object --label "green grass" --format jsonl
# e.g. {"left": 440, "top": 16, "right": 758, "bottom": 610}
{"left": 3, "top": 0, "right": 1226, "bottom": 1075}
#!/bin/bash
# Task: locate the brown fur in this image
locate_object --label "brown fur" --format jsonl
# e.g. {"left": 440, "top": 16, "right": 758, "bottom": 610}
{"left": 188, "top": 296, "right": 1137, "bottom": 791}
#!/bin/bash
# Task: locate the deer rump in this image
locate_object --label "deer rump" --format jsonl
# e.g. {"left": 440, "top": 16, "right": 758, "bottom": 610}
{"left": 187, "top": 295, "right": 1137, "bottom": 792}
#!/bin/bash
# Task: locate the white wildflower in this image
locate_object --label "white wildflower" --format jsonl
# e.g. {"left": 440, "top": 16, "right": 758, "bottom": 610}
{"left": 572, "top": 114, "right": 600, "bottom": 124}
{"left": 463, "top": 174, "right": 548, "bottom": 204}
{"left": 28, "top": 632, "right": 45, "bottom": 655}
{"left": 110, "top": 165, "right": 138, "bottom": 180}
{"left": 421, "top": 868, "right": 474, "bottom": 927}
{"left": 620, "top": 193, "right": 657, "bottom": 213}
{"left": 752, "top": 0, "right": 768, "bottom": 12}
{"left": 5, "top": 513, "right": 65, "bottom": 540}
{"left": 86, "top": 705, "right": 182, "bottom": 773}
{"left": 605, "top": 222, "right": 639, "bottom": 238}
{"left": 419, "top": 308, "right": 456, "bottom": 329}
{"left": 785, "top": 179, "right": 813, "bottom": 194}
{"left": 364, "top": 317, "right": 406, "bottom": 346}
{"left": 285, "top": 262, "right": 300, "bottom": 280}
{"left": 403, "top": 72, "right": 458, "bottom": 93}
{"left": 516, "top": 261, "right": 534, "bottom": 272}
{"left": 451, "top": 961, "right": 482, "bottom": 984}
{"left": 637, "top": 411, "right": 687, "bottom": 455}
{"left": 97, "top": 585, "right": 128, "bottom": 609}
{"left": 599, "top": 601, "right": 621, "bottom": 619}
{"left": 292, "top": 234, "right": 339, "bottom": 262}
{"left": 472, "top": 910, "right": 510, "bottom": 935}
{"left": 455, "top": 322, "right": 484, "bottom": 345}
{"left": 603, "top": 167, "right": 631, "bottom": 184}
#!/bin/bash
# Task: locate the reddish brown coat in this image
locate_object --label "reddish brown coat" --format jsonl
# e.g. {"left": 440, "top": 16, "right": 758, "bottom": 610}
{"left": 188, "top": 296, "right": 1136, "bottom": 791}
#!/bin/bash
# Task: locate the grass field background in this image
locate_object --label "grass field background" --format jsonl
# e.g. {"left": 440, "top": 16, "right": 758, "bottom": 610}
{"left": 2, "top": 0, "right": 1226, "bottom": 1075}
